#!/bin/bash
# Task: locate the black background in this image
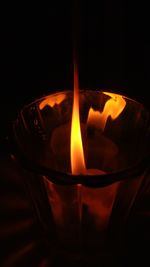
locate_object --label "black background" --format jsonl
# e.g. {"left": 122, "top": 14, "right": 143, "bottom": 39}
{"left": 0, "top": 0, "right": 150, "bottom": 137}
{"left": 0, "top": 2, "right": 150, "bottom": 266}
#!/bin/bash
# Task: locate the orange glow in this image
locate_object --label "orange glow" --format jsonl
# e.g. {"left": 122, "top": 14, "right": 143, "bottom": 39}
{"left": 87, "top": 92, "right": 126, "bottom": 130}
{"left": 39, "top": 93, "right": 66, "bottom": 110}
{"left": 82, "top": 182, "right": 119, "bottom": 228}
{"left": 71, "top": 62, "right": 86, "bottom": 174}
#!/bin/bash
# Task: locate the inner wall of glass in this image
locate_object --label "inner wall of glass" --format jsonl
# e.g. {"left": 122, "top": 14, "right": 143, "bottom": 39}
{"left": 14, "top": 90, "right": 150, "bottom": 174}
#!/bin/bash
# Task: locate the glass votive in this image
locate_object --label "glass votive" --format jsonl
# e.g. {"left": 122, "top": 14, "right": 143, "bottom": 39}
{"left": 12, "top": 90, "right": 150, "bottom": 266}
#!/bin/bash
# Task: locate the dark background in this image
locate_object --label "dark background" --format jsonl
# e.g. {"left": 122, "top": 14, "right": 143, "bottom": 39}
{"left": 0, "top": 2, "right": 150, "bottom": 266}
{"left": 0, "top": 0, "right": 150, "bottom": 137}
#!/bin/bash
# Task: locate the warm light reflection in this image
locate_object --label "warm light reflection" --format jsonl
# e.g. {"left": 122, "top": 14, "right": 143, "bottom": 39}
{"left": 87, "top": 92, "right": 126, "bottom": 130}
{"left": 71, "top": 62, "right": 86, "bottom": 174}
{"left": 39, "top": 93, "right": 66, "bottom": 110}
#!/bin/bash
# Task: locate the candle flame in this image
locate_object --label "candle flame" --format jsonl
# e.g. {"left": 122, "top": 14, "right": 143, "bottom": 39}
{"left": 71, "top": 62, "right": 86, "bottom": 174}
{"left": 87, "top": 92, "right": 126, "bottom": 130}
{"left": 39, "top": 93, "right": 66, "bottom": 110}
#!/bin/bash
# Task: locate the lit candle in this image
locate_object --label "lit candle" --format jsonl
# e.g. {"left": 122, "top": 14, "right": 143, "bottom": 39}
{"left": 70, "top": 62, "right": 125, "bottom": 176}
{"left": 39, "top": 64, "right": 126, "bottom": 175}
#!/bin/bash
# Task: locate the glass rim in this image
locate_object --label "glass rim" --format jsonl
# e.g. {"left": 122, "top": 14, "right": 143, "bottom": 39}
{"left": 18, "top": 88, "right": 149, "bottom": 112}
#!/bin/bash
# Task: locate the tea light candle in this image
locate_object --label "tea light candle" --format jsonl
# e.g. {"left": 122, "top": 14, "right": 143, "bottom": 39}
{"left": 50, "top": 123, "right": 118, "bottom": 175}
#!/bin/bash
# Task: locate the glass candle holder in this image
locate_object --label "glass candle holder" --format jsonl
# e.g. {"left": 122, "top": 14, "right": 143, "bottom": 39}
{"left": 12, "top": 90, "right": 150, "bottom": 266}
